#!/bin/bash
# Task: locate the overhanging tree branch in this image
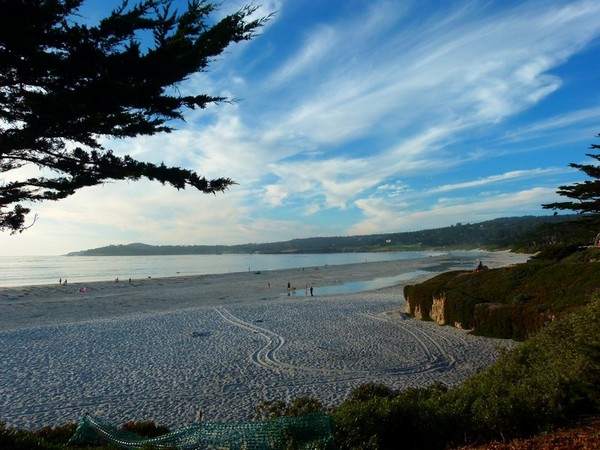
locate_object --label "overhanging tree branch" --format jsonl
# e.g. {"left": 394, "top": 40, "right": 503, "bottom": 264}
{"left": 1, "top": 0, "right": 269, "bottom": 233}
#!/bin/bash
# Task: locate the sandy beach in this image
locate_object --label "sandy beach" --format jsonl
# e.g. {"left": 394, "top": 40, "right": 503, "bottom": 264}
{"left": 0, "top": 251, "right": 529, "bottom": 430}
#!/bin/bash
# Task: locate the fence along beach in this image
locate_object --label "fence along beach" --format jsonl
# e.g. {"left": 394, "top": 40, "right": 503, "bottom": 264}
{"left": 0, "top": 250, "right": 528, "bottom": 429}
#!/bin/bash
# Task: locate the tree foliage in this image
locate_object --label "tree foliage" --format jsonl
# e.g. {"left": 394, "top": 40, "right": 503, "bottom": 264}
{"left": 543, "top": 134, "right": 600, "bottom": 215}
{"left": 0, "top": 0, "right": 269, "bottom": 232}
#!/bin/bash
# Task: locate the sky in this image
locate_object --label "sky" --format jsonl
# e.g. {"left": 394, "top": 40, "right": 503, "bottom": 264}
{"left": 2, "top": 0, "right": 600, "bottom": 255}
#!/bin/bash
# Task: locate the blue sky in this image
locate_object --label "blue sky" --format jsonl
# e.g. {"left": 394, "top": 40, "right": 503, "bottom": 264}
{"left": 2, "top": 0, "right": 600, "bottom": 255}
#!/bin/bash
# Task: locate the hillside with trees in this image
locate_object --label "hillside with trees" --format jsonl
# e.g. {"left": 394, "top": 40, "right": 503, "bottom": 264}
{"left": 67, "top": 214, "right": 590, "bottom": 256}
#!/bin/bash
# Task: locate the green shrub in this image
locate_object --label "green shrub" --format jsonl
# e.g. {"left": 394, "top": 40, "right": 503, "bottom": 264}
{"left": 35, "top": 424, "right": 78, "bottom": 446}
{"left": 254, "top": 396, "right": 325, "bottom": 420}
{"left": 332, "top": 382, "right": 452, "bottom": 450}
{"left": 532, "top": 244, "right": 586, "bottom": 261}
{"left": 445, "top": 294, "right": 600, "bottom": 443}
{"left": 344, "top": 382, "right": 398, "bottom": 404}
{"left": 0, "top": 421, "right": 119, "bottom": 449}
{"left": 286, "top": 397, "right": 325, "bottom": 417}
{"left": 121, "top": 420, "right": 169, "bottom": 438}
{"left": 254, "top": 399, "right": 289, "bottom": 420}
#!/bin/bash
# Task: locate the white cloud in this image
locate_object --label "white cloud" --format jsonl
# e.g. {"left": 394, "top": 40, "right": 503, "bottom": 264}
{"left": 427, "top": 168, "right": 567, "bottom": 194}
{"left": 499, "top": 107, "right": 600, "bottom": 144}
{"left": 349, "top": 187, "right": 559, "bottom": 236}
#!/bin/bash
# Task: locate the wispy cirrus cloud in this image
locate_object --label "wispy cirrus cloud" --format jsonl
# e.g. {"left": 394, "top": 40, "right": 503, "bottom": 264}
{"left": 426, "top": 168, "right": 570, "bottom": 194}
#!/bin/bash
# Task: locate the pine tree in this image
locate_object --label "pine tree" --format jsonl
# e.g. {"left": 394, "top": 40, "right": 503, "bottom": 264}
{"left": 543, "top": 134, "right": 600, "bottom": 216}
{"left": 0, "top": 0, "right": 269, "bottom": 232}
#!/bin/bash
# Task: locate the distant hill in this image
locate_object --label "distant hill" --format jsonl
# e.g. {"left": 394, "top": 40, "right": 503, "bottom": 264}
{"left": 66, "top": 215, "right": 593, "bottom": 256}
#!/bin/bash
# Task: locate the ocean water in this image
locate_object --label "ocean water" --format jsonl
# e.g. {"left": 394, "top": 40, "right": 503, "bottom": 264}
{"left": 0, "top": 251, "right": 442, "bottom": 287}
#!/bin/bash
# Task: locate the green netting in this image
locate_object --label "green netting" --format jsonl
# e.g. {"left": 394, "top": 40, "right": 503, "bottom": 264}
{"left": 68, "top": 413, "right": 336, "bottom": 450}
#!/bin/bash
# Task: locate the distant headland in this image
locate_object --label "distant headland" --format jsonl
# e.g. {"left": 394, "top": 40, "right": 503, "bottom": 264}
{"left": 66, "top": 215, "right": 576, "bottom": 256}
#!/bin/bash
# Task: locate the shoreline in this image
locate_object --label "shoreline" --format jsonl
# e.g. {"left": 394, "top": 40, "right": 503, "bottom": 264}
{"left": 0, "top": 250, "right": 446, "bottom": 289}
{"left": 0, "top": 251, "right": 528, "bottom": 331}
{"left": 0, "top": 250, "right": 530, "bottom": 430}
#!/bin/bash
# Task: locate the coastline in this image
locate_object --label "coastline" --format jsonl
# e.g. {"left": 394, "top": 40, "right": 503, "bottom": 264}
{"left": 0, "top": 250, "right": 529, "bottom": 430}
{"left": 0, "top": 250, "right": 527, "bottom": 331}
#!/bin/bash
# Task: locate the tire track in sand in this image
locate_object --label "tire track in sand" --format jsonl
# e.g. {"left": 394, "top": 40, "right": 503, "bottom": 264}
{"left": 362, "top": 312, "right": 456, "bottom": 372}
{"left": 213, "top": 306, "right": 293, "bottom": 373}
{"left": 214, "top": 306, "right": 456, "bottom": 377}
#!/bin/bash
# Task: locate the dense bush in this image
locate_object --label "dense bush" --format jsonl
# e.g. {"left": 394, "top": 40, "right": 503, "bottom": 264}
{"left": 446, "top": 293, "right": 600, "bottom": 441}
{"left": 531, "top": 243, "right": 587, "bottom": 261}
{"left": 0, "top": 421, "right": 116, "bottom": 449}
{"left": 343, "top": 382, "right": 399, "bottom": 403}
{"left": 254, "top": 396, "right": 325, "bottom": 420}
{"left": 120, "top": 420, "right": 169, "bottom": 438}
{"left": 332, "top": 382, "right": 450, "bottom": 449}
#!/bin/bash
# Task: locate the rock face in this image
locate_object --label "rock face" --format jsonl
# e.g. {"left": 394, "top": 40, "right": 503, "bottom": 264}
{"left": 406, "top": 292, "right": 465, "bottom": 329}
{"left": 411, "top": 303, "right": 424, "bottom": 320}
{"left": 430, "top": 294, "right": 446, "bottom": 325}
{"left": 406, "top": 298, "right": 428, "bottom": 320}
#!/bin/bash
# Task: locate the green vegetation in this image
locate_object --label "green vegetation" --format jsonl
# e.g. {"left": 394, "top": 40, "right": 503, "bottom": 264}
{"left": 404, "top": 247, "right": 600, "bottom": 340}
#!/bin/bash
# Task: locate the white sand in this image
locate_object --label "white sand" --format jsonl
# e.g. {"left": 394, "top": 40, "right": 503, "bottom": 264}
{"left": 0, "top": 251, "right": 529, "bottom": 430}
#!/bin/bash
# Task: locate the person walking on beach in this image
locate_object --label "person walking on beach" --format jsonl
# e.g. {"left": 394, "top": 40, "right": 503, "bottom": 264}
{"left": 310, "top": 286, "right": 314, "bottom": 296}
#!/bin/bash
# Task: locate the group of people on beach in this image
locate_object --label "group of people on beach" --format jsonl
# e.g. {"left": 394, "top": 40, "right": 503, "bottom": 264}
{"left": 59, "top": 276, "right": 133, "bottom": 288}
{"left": 285, "top": 281, "right": 313, "bottom": 296}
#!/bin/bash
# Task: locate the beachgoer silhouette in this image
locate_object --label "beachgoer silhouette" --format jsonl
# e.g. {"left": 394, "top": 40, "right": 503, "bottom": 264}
{"left": 63, "top": 279, "right": 67, "bottom": 285}
{"left": 310, "top": 286, "right": 313, "bottom": 296}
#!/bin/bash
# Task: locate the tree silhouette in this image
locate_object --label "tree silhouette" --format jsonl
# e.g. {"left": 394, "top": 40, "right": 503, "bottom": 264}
{"left": 0, "top": 0, "right": 269, "bottom": 232}
{"left": 543, "top": 134, "right": 600, "bottom": 216}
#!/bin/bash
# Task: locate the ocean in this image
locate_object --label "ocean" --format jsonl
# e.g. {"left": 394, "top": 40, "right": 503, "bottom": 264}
{"left": 0, "top": 251, "right": 443, "bottom": 287}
